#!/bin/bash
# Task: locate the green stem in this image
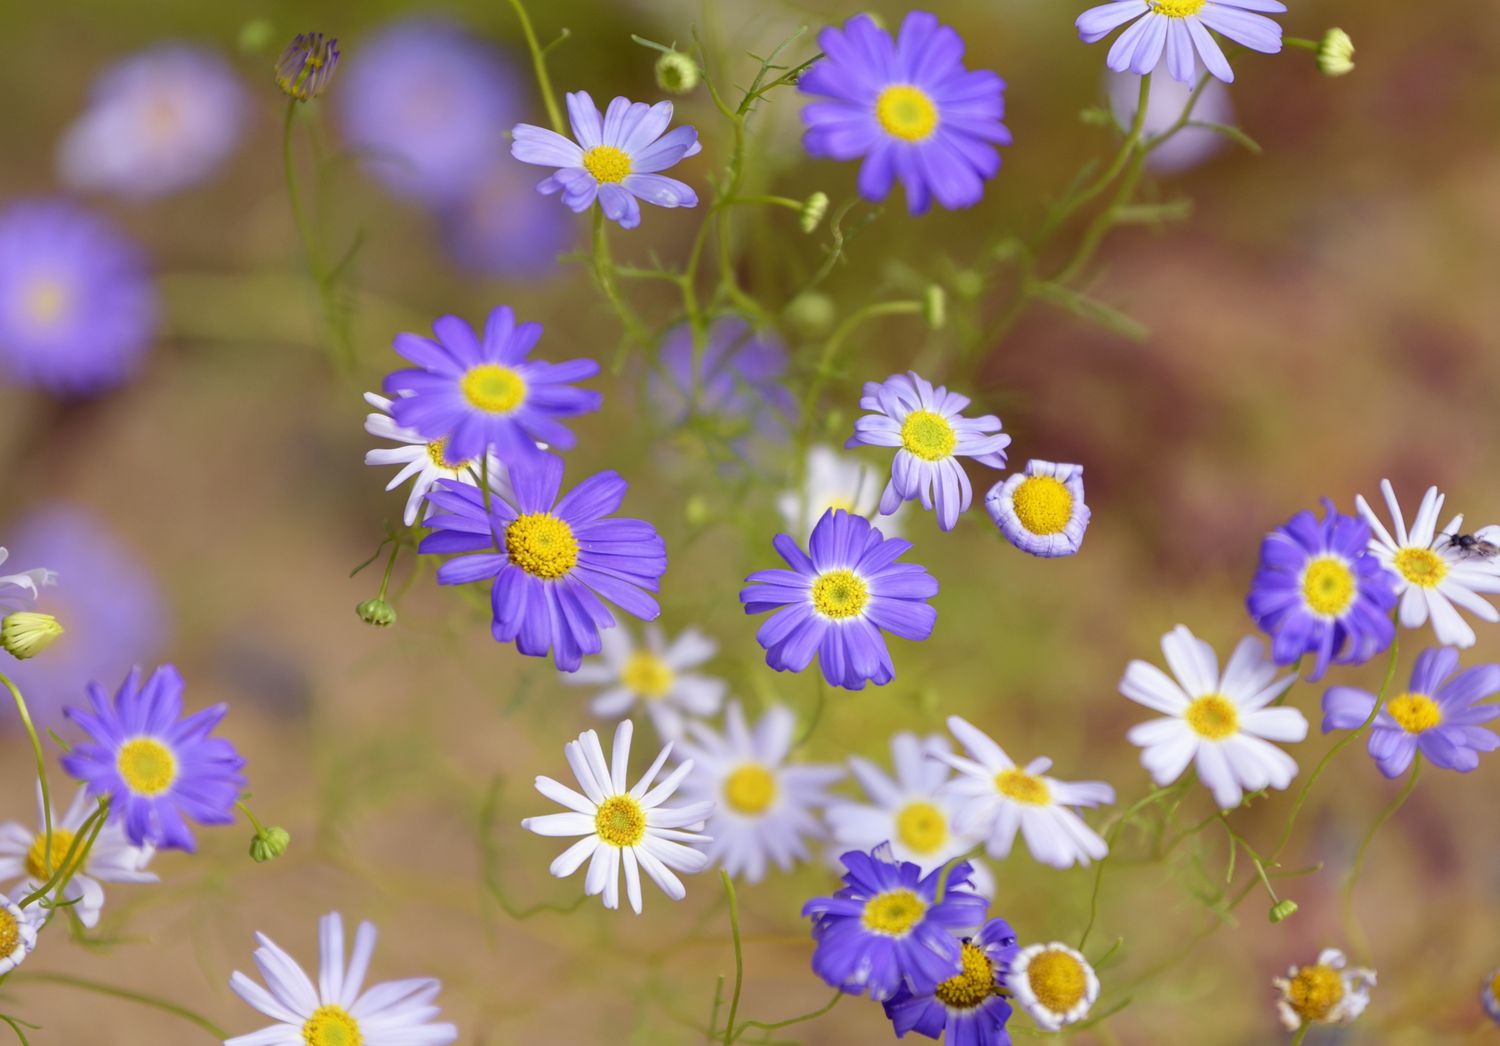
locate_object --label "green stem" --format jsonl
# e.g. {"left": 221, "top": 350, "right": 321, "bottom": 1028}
{"left": 1341, "top": 755, "right": 1421, "bottom": 962}
{"left": 0, "top": 674, "right": 53, "bottom": 882}
{"left": 798, "top": 300, "right": 922, "bottom": 428}
{"left": 719, "top": 871, "right": 745, "bottom": 1045}
{"left": 10, "top": 973, "right": 227, "bottom": 1039}
{"left": 726, "top": 194, "right": 803, "bottom": 211}
{"left": 281, "top": 100, "right": 320, "bottom": 272}
{"left": 21, "top": 799, "right": 107, "bottom": 911}
{"left": 590, "top": 210, "right": 649, "bottom": 347}
{"left": 375, "top": 540, "right": 401, "bottom": 601}
{"left": 506, "top": 0, "right": 565, "bottom": 133}
{"left": 1289, "top": 1022, "right": 1310, "bottom": 1045}
{"left": 236, "top": 800, "right": 266, "bottom": 836}
{"left": 1077, "top": 779, "right": 1189, "bottom": 950}
{"left": 730, "top": 990, "right": 842, "bottom": 1038}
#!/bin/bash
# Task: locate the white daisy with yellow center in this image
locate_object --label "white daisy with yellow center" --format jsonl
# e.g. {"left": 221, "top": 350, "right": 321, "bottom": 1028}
{"left": 936, "top": 716, "right": 1115, "bottom": 870}
{"left": 226, "top": 912, "right": 458, "bottom": 1046}
{"left": 778, "top": 445, "right": 906, "bottom": 539}
{"left": 1356, "top": 479, "right": 1500, "bottom": 648}
{"left": 564, "top": 624, "right": 725, "bottom": 740}
{"left": 1272, "top": 948, "right": 1375, "bottom": 1031}
{"left": 362, "top": 392, "right": 511, "bottom": 527}
{"left": 0, "top": 893, "right": 42, "bottom": 976}
{"left": 1009, "top": 942, "right": 1100, "bottom": 1032}
{"left": 987, "top": 459, "right": 1091, "bottom": 558}
{"left": 522, "top": 720, "right": 713, "bottom": 913}
{"left": 1121, "top": 625, "right": 1307, "bottom": 809}
{"left": 677, "top": 703, "right": 843, "bottom": 883}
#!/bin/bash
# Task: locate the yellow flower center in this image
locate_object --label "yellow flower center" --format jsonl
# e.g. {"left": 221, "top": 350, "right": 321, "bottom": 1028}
{"left": 935, "top": 942, "right": 995, "bottom": 1010}
{"left": 895, "top": 801, "right": 949, "bottom": 856}
{"left": 117, "top": 737, "right": 177, "bottom": 796}
{"left": 723, "top": 764, "right": 777, "bottom": 816}
{"left": 302, "top": 1004, "right": 363, "bottom": 1046}
{"left": 144, "top": 96, "right": 181, "bottom": 140}
{"left": 505, "top": 512, "right": 579, "bottom": 579}
{"left": 1026, "top": 949, "right": 1088, "bottom": 1014}
{"left": 1491, "top": 971, "right": 1500, "bottom": 1002}
{"left": 861, "top": 888, "right": 926, "bottom": 937}
{"left": 459, "top": 363, "right": 528, "bottom": 414}
{"left": 593, "top": 794, "right": 646, "bottom": 847}
{"left": 1286, "top": 964, "right": 1344, "bottom": 1024}
{"left": 24, "top": 829, "right": 80, "bottom": 881}
{"left": 621, "top": 651, "right": 675, "bottom": 699}
{"left": 899, "top": 409, "right": 956, "bottom": 462}
{"left": 1151, "top": 0, "right": 1208, "bottom": 16}
{"left": 876, "top": 85, "right": 939, "bottom": 142}
{"left": 1185, "top": 694, "right": 1240, "bottom": 741}
{"left": 22, "top": 279, "right": 70, "bottom": 327}
{"left": 1301, "top": 556, "right": 1356, "bottom": 617}
{"left": 583, "top": 145, "right": 632, "bottom": 184}
{"left": 994, "top": 768, "right": 1050, "bottom": 805}
{"left": 1011, "top": 475, "right": 1075, "bottom": 536}
{"left": 1394, "top": 546, "right": 1447, "bottom": 589}
{"left": 1386, "top": 691, "right": 1441, "bottom": 734}
{"left": 0, "top": 908, "right": 18, "bottom": 958}
{"left": 823, "top": 496, "right": 858, "bottom": 514}
{"left": 424, "top": 439, "right": 469, "bottom": 472}
{"left": 811, "top": 568, "right": 869, "bottom": 620}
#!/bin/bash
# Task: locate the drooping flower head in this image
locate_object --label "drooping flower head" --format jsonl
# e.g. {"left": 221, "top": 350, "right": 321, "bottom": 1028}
{"left": 1008, "top": 942, "right": 1100, "bottom": 1032}
{"left": 275, "top": 32, "right": 340, "bottom": 101}
{"left": 511, "top": 91, "right": 701, "bottom": 229}
{"left": 780, "top": 445, "right": 905, "bottom": 540}
{"left": 740, "top": 509, "right": 937, "bottom": 690}
{"left": 0, "top": 894, "right": 42, "bottom": 976}
{"left": 846, "top": 372, "right": 1009, "bottom": 532}
{"left": 1246, "top": 500, "right": 1398, "bottom": 682}
{"left": 363, "top": 391, "right": 510, "bottom": 527}
{"left": 648, "top": 317, "right": 795, "bottom": 438}
{"left": 0, "top": 199, "right": 157, "bottom": 396}
{"left": 987, "top": 460, "right": 1091, "bottom": 557}
{"left": 799, "top": 12, "right": 1011, "bottom": 213}
{"left": 676, "top": 703, "right": 844, "bottom": 883}
{"left": 521, "top": 720, "right": 712, "bottom": 913}
{"left": 382, "top": 305, "right": 601, "bottom": 464}
{"left": 803, "top": 843, "right": 988, "bottom": 1001}
{"left": 1121, "top": 625, "right": 1306, "bottom": 809}
{"left": 1076, "top": 0, "right": 1285, "bottom": 85}
{"left": 419, "top": 455, "right": 666, "bottom": 672}
{"left": 1272, "top": 948, "right": 1375, "bottom": 1031}
{"left": 227, "top": 912, "right": 458, "bottom": 1045}
{"left": 61, "top": 665, "right": 246, "bottom": 852}
{"left": 563, "top": 624, "right": 725, "bottom": 740}
{"left": 1322, "top": 646, "right": 1500, "bottom": 779}
{"left": 883, "top": 916, "right": 1019, "bottom": 1045}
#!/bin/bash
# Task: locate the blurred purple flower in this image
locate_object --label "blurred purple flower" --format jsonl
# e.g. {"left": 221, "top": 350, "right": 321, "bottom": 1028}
{"left": 436, "top": 156, "right": 571, "bottom": 279}
{"left": 1107, "top": 62, "right": 1234, "bottom": 174}
{"left": 648, "top": 317, "right": 795, "bottom": 436}
{"left": 0, "top": 199, "right": 157, "bottom": 396}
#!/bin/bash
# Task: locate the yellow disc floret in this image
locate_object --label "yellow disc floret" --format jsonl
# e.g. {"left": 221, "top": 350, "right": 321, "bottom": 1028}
{"left": 583, "top": 145, "right": 632, "bottom": 184}
{"left": 1301, "top": 557, "right": 1356, "bottom": 617}
{"left": 876, "top": 85, "right": 939, "bottom": 142}
{"left": 1026, "top": 948, "right": 1088, "bottom": 1014}
{"left": 811, "top": 568, "right": 869, "bottom": 620}
{"left": 895, "top": 801, "right": 949, "bottom": 856}
{"left": 117, "top": 737, "right": 177, "bottom": 796}
{"left": 1394, "top": 547, "right": 1447, "bottom": 589}
{"left": 1011, "top": 476, "right": 1074, "bottom": 536}
{"left": 425, "top": 439, "right": 470, "bottom": 471}
{"left": 1386, "top": 691, "right": 1441, "bottom": 734}
{"left": 25, "top": 829, "right": 80, "bottom": 881}
{"left": 594, "top": 794, "right": 646, "bottom": 847}
{"left": 1151, "top": 0, "right": 1208, "bottom": 16}
{"left": 723, "top": 764, "right": 777, "bottom": 815}
{"left": 995, "top": 768, "right": 1050, "bottom": 805}
{"left": 935, "top": 942, "right": 995, "bottom": 1010}
{"left": 0, "top": 908, "right": 17, "bottom": 958}
{"left": 899, "top": 409, "right": 957, "bottom": 462}
{"left": 1185, "top": 694, "right": 1240, "bottom": 741}
{"left": 621, "top": 651, "right": 675, "bottom": 699}
{"left": 505, "top": 512, "right": 580, "bottom": 580}
{"left": 302, "top": 1004, "right": 363, "bottom": 1046}
{"left": 861, "top": 888, "right": 926, "bottom": 937}
{"left": 23, "top": 279, "right": 70, "bottom": 327}
{"left": 1285, "top": 963, "right": 1345, "bottom": 1024}
{"left": 459, "top": 363, "right": 528, "bottom": 414}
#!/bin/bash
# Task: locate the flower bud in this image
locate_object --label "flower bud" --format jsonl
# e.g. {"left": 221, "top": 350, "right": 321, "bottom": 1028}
{"left": 249, "top": 826, "right": 291, "bottom": 863}
{"left": 1269, "top": 899, "right": 1299, "bottom": 924}
{"left": 0, "top": 613, "right": 63, "bottom": 661}
{"left": 356, "top": 598, "right": 397, "bottom": 628}
{"left": 784, "top": 292, "right": 836, "bottom": 339}
{"left": 655, "top": 51, "right": 700, "bottom": 95}
{"left": 923, "top": 285, "right": 947, "bottom": 330}
{"left": 799, "top": 192, "right": 830, "bottom": 234}
{"left": 1318, "top": 29, "right": 1354, "bottom": 77}
{"left": 276, "top": 32, "right": 341, "bottom": 101}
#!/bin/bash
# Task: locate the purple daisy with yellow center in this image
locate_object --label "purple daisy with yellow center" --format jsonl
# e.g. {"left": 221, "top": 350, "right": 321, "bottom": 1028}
{"left": 883, "top": 916, "right": 1019, "bottom": 1045}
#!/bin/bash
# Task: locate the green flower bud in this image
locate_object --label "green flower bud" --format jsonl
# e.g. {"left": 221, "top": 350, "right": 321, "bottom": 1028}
{"left": 356, "top": 598, "right": 397, "bottom": 628}
{"left": 684, "top": 495, "right": 712, "bottom": 527}
{"left": 250, "top": 826, "right": 291, "bottom": 863}
{"left": 238, "top": 19, "right": 275, "bottom": 56}
{"left": 655, "top": 52, "right": 700, "bottom": 95}
{"left": 923, "top": 285, "right": 947, "bottom": 330}
{"left": 784, "top": 292, "right": 836, "bottom": 339}
{"left": 1269, "top": 899, "right": 1299, "bottom": 924}
{"left": 1, "top": 613, "right": 64, "bottom": 661}
{"left": 1318, "top": 29, "right": 1354, "bottom": 77}
{"left": 799, "top": 192, "right": 830, "bottom": 234}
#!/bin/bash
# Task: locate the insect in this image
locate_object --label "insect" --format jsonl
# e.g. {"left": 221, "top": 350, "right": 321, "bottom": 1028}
{"left": 1441, "top": 532, "right": 1500, "bottom": 559}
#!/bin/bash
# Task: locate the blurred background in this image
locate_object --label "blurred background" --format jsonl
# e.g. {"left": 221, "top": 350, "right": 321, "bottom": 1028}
{"left": 0, "top": 0, "right": 1498, "bottom": 1042}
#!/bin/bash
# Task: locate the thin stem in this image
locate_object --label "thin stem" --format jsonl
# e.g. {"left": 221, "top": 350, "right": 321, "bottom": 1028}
{"left": 506, "top": 0, "right": 565, "bottom": 133}
{"left": 720, "top": 871, "right": 745, "bottom": 1045}
{"left": 236, "top": 800, "right": 266, "bottom": 836}
{"left": 22, "top": 799, "right": 107, "bottom": 911}
{"left": 1078, "top": 779, "right": 1189, "bottom": 950}
{"left": 281, "top": 100, "right": 320, "bottom": 272}
{"left": 730, "top": 990, "right": 843, "bottom": 1038}
{"left": 1289, "top": 1022, "right": 1310, "bottom": 1045}
{"left": 0, "top": 674, "right": 53, "bottom": 881}
{"left": 590, "top": 210, "right": 649, "bottom": 346}
{"left": 797, "top": 300, "right": 923, "bottom": 431}
{"left": 375, "top": 539, "right": 401, "bottom": 601}
{"left": 1341, "top": 755, "right": 1421, "bottom": 962}
{"left": 726, "top": 194, "right": 803, "bottom": 211}
{"left": 10, "top": 973, "right": 227, "bottom": 1039}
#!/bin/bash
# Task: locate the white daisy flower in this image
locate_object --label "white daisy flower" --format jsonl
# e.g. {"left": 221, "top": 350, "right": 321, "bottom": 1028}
{"left": 1009, "top": 942, "right": 1100, "bottom": 1031}
{"left": 1121, "top": 625, "right": 1306, "bottom": 809}
{"left": 986, "top": 460, "right": 1091, "bottom": 558}
{"left": 562, "top": 624, "right": 725, "bottom": 740}
{"left": 936, "top": 716, "right": 1115, "bottom": 870}
{"left": 777, "top": 444, "right": 905, "bottom": 539}
{"left": 677, "top": 703, "right": 843, "bottom": 883}
{"left": 522, "top": 720, "right": 712, "bottom": 913}
{"left": 227, "top": 911, "right": 458, "bottom": 1046}
{"left": 363, "top": 392, "right": 510, "bottom": 527}
{"left": 824, "top": 732, "right": 992, "bottom": 894}
{"left": 1272, "top": 948, "right": 1375, "bottom": 1031}
{"left": 1355, "top": 479, "right": 1500, "bottom": 648}
{"left": 0, "top": 892, "right": 43, "bottom": 976}
{"left": 0, "top": 546, "right": 55, "bottom": 614}
{"left": 1482, "top": 966, "right": 1500, "bottom": 1025}
{"left": 0, "top": 785, "right": 156, "bottom": 928}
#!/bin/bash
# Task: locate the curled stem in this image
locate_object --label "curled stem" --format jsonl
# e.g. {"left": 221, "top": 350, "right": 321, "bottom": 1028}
{"left": 719, "top": 871, "right": 745, "bottom": 1045}
{"left": 9, "top": 972, "right": 227, "bottom": 1039}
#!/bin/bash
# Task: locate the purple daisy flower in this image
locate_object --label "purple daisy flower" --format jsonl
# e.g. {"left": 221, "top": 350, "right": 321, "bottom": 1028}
{"left": 61, "top": 665, "right": 245, "bottom": 852}
{"left": 511, "top": 91, "right": 701, "bottom": 230}
{"left": 436, "top": 156, "right": 571, "bottom": 278}
{"left": 1323, "top": 646, "right": 1500, "bottom": 778}
{"left": 739, "top": 509, "right": 937, "bottom": 691}
{"left": 803, "top": 843, "right": 988, "bottom": 1002}
{"left": 0, "top": 199, "right": 157, "bottom": 396}
{"left": 883, "top": 916, "right": 1019, "bottom": 1045}
{"left": 382, "top": 305, "right": 600, "bottom": 464}
{"left": 1076, "top": 0, "right": 1285, "bottom": 85}
{"left": 798, "top": 12, "right": 1011, "bottom": 214}
{"left": 418, "top": 455, "right": 666, "bottom": 672}
{"left": 1247, "top": 500, "right": 1399, "bottom": 682}
{"left": 648, "top": 317, "right": 795, "bottom": 435}
{"left": 846, "top": 372, "right": 1010, "bottom": 532}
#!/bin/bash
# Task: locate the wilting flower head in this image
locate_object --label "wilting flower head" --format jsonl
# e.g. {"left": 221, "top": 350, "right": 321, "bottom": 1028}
{"left": 987, "top": 460, "right": 1091, "bottom": 558}
{"left": 276, "top": 32, "right": 340, "bottom": 101}
{"left": 740, "top": 509, "right": 937, "bottom": 690}
{"left": 649, "top": 317, "right": 795, "bottom": 437}
{"left": 1107, "top": 63, "right": 1235, "bottom": 173}
{"left": 511, "top": 91, "right": 701, "bottom": 229}
{"left": 883, "top": 916, "right": 1019, "bottom": 1045}
{"left": 0, "top": 199, "right": 158, "bottom": 396}
{"left": 799, "top": 12, "right": 1011, "bottom": 214}
{"left": 0, "top": 894, "right": 42, "bottom": 976}
{"left": 419, "top": 455, "right": 667, "bottom": 672}
{"left": 803, "top": 843, "right": 988, "bottom": 1002}
{"left": 62, "top": 664, "right": 246, "bottom": 851}
{"left": 1246, "top": 500, "right": 1398, "bottom": 681}
{"left": 57, "top": 45, "right": 246, "bottom": 198}
{"left": 1076, "top": 0, "right": 1285, "bottom": 84}
{"left": 1272, "top": 948, "right": 1375, "bottom": 1031}
{"left": 1322, "top": 646, "right": 1500, "bottom": 778}
{"left": 1009, "top": 942, "right": 1100, "bottom": 1031}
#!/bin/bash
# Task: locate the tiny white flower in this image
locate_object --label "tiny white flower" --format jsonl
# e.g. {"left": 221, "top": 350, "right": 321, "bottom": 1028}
{"left": 227, "top": 911, "right": 458, "bottom": 1046}
{"left": 0, "top": 546, "right": 55, "bottom": 615}
{"left": 1272, "top": 948, "right": 1375, "bottom": 1031}
{"left": 1356, "top": 478, "right": 1500, "bottom": 648}
{"left": 522, "top": 720, "right": 712, "bottom": 913}
{"left": 677, "top": 703, "right": 842, "bottom": 883}
{"left": 0, "top": 785, "right": 156, "bottom": 928}
{"left": 363, "top": 392, "right": 510, "bottom": 527}
{"left": 936, "top": 716, "right": 1115, "bottom": 870}
{"left": 0, "top": 892, "right": 43, "bottom": 975}
{"left": 563, "top": 624, "right": 725, "bottom": 740}
{"left": 777, "top": 445, "right": 904, "bottom": 539}
{"left": 1121, "top": 625, "right": 1306, "bottom": 809}
{"left": 1009, "top": 942, "right": 1100, "bottom": 1032}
